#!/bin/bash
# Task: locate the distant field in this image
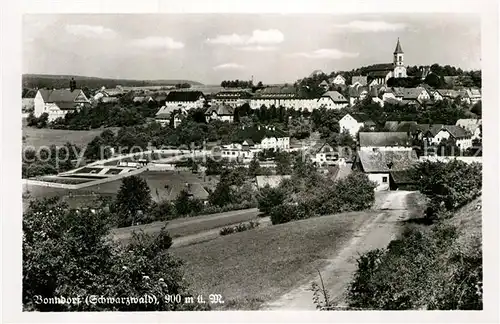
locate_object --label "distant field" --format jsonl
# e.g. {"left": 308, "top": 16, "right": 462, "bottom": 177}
{"left": 22, "top": 125, "right": 120, "bottom": 148}
{"left": 171, "top": 210, "right": 377, "bottom": 310}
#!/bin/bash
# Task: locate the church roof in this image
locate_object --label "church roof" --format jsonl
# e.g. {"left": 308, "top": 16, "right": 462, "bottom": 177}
{"left": 394, "top": 38, "right": 404, "bottom": 54}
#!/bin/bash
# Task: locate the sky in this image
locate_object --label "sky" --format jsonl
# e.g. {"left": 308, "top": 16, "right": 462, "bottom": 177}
{"left": 23, "top": 13, "right": 481, "bottom": 85}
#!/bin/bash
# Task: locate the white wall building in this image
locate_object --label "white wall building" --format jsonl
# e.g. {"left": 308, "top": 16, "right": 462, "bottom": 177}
{"left": 317, "top": 91, "right": 349, "bottom": 110}
{"left": 34, "top": 88, "right": 90, "bottom": 122}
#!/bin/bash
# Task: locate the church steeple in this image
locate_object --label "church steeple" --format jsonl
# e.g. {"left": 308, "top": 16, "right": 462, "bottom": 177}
{"left": 394, "top": 37, "right": 403, "bottom": 54}
{"left": 393, "top": 38, "right": 404, "bottom": 67}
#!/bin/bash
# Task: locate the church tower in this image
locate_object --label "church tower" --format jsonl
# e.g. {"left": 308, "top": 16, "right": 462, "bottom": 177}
{"left": 393, "top": 38, "right": 407, "bottom": 78}
{"left": 393, "top": 38, "right": 404, "bottom": 66}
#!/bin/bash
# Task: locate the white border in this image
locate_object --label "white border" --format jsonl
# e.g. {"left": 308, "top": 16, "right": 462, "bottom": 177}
{"left": 2, "top": 0, "right": 499, "bottom": 323}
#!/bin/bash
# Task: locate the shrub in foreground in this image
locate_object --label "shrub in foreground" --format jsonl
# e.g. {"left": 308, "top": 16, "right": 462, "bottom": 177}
{"left": 345, "top": 224, "right": 482, "bottom": 310}
{"left": 219, "top": 221, "right": 260, "bottom": 236}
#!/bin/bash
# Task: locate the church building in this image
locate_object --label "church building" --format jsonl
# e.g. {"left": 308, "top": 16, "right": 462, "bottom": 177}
{"left": 365, "top": 38, "right": 408, "bottom": 86}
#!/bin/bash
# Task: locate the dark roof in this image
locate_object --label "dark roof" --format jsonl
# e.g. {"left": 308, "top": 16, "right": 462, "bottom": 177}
{"left": 436, "top": 89, "right": 461, "bottom": 98}
{"left": 205, "top": 104, "right": 234, "bottom": 116}
{"left": 321, "top": 91, "right": 348, "bottom": 103}
{"left": 357, "top": 150, "right": 418, "bottom": 173}
{"left": 393, "top": 87, "right": 428, "bottom": 100}
{"left": 38, "top": 89, "right": 88, "bottom": 103}
{"left": 312, "top": 141, "right": 334, "bottom": 153}
{"left": 166, "top": 91, "right": 204, "bottom": 102}
{"left": 442, "top": 125, "right": 472, "bottom": 139}
{"left": 369, "top": 70, "right": 392, "bottom": 78}
{"left": 256, "top": 86, "right": 299, "bottom": 99}
{"left": 396, "top": 121, "right": 419, "bottom": 133}
{"left": 155, "top": 105, "right": 184, "bottom": 119}
{"left": 359, "top": 132, "right": 411, "bottom": 147}
{"left": 348, "top": 85, "right": 369, "bottom": 98}
{"left": 235, "top": 125, "right": 288, "bottom": 144}
{"left": 394, "top": 38, "right": 404, "bottom": 54}
{"left": 365, "top": 63, "right": 394, "bottom": 72}
{"left": 352, "top": 76, "right": 368, "bottom": 86}
{"left": 350, "top": 113, "right": 374, "bottom": 123}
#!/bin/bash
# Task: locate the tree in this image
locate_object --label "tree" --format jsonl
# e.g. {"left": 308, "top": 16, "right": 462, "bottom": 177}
{"left": 37, "top": 112, "right": 49, "bottom": 128}
{"left": 275, "top": 152, "right": 292, "bottom": 175}
{"left": 23, "top": 198, "right": 208, "bottom": 311}
{"left": 248, "top": 158, "right": 262, "bottom": 177}
{"left": 424, "top": 73, "right": 445, "bottom": 89}
{"left": 257, "top": 186, "right": 286, "bottom": 214}
{"left": 471, "top": 101, "right": 481, "bottom": 116}
{"left": 208, "top": 181, "right": 234, "bottom": 207}
{"left": 113, "top": 176, "right": 152, "bottom": 227}
{"left": 174, "top": 189, "right": 192, "bottom": 216}
{"left": 26, "top": 112, "right": 38, "bottom": 127}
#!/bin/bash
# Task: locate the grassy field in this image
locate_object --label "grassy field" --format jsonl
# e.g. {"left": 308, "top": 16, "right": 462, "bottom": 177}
{"left": 112, "top": 208, "right": 260, "bottom": 244}
{"left": 22, "top": 124, "right": 120, "bottom": 148}
{"left": 171, "top": 210, "right": 378, "bottom": 310}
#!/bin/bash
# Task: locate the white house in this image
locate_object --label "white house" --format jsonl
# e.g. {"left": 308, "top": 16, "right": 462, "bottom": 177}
{"left": 422, "top": 125, "right": 473, "bottom": 150}
{"left": 331, "top": 74, "right": 346, "bottom": 86}
{"left": 211, "top": 90, "right": 253, "bottom": 108}
{"left": 164, "top": 91, "right": 206, "bottom": 110}
{"left": 456, "top": 118, "right": 482, "bottom": 140}
{"left": 353, "top": 149, "right": 418, "bottom": 191}
{"left": 317, "top": 91, "right": 349, "bottom": 110}
{"left": 310, "top": 141, "right": 341, "bottom": 166}
{"left": 237, "top": 125, "right": 290, "bottom": 151}
{"left": 34, "top": 87, "right": 91, "bottom": 122}
{"left": 204, "top": 104, "right": 234, "bottom": 123}
{"left": 155, "top": 105, "right": 186, "bottom": 128}
{"left": 249, "top": 86, "right": 318, "bottom": 111}
{"left": 392, "top": 87, "right": 431, "bottom": 104}
{"left": 463, "top": 88, "right": 481, "bottom": 105}
{"left": 339, "top": 113, "right": 375, "bottom": 137}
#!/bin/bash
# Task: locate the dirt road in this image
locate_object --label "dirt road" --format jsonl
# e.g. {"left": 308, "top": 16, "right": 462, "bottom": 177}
{"left": 260, "top": 190, "right": 414, "bottom": 310}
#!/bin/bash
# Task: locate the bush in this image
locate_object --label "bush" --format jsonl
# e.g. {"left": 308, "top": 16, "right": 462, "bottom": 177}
{"left": 219, "top": 221, "right": 260, "bottom": 236}
{"left": 270, "top": 203, "right": 312, "bottom": 225}
{"left": 345, "top": 224, "right": 482, "bottom": 310}
{"left": 219, "top": 226, "right": 235, "bottom": 236}
{"left": 411, "top": 160, "right": 482, "bottom": 221}
{"left": 257, "top": 186, "right": 286, "bottom": 215}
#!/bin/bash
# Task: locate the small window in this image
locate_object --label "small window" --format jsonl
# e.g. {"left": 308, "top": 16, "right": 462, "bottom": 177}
{"left": 382, "top": 176, "right": 388, "bottom": 183}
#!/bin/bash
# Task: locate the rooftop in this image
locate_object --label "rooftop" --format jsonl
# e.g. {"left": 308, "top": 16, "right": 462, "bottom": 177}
{"left": 357, "top": 150, "right": 418, "bottom": 173}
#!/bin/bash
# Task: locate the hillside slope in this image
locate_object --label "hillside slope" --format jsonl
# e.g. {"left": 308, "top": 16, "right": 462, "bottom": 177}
{"left": 22, "top": 74, "right": 203, "bottom": 89}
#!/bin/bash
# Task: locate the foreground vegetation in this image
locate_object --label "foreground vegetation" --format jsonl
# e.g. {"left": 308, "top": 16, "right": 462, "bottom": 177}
{"left": 257, "top": 157, "right": 376, "bottom": 225}
{"left": 23, "top": 198, "right": 210, "bottom": 311}
{"left": 313, "top": 160, "right": 483, "bottom": 310}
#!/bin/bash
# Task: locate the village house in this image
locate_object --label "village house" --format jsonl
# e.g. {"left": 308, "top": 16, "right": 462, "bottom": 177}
{"left": 93, "top": 86, "right": 124, "bottom": 101}
{"left": 154, "top": 105, "right": 186, "bottom": 128}
{"left": 220, "top": 143, "right": 256, "bottom": 162}
{"left": 250, "top": 86, "right": 318, "bottom": 111}
{"left": 358, "top": 132, "right": 412, "bottom": 152}
{"left": 211, "top": 90, "right": 253, "bottom": 108}
{"left": 390, "top": 87, "right": 432, "bottom": 104}
{"left": 353, "top": 149, "right": 418, "bottom": 191}
{"left": 456, "top": 118, "right": 482, "bottom": 140}
{"left": 348, "top": 84, "right": 369, "bottom": 106}
{"left": 316, "top": 91, "right": 349, "bottom": 110}
{"left": 309, "top": 141, "right": 344, "bottom": 166}
{"left": 421, "top": 124, "right": 473, "bottom": 150}
{"left": 235, "top": 125, "right": 290, "bottom": 151}
{"left": 164, "top": 91, "right": 206, "bottom": 110}
{"left": 34, "top": 80, "right": 91, "bottom": 122}
{"left": 351, "top": 75, "right": 368, "bottom": 87}
{"left": 204, "top": 104, "right": 234, "bottom": 123}
{"left": 319, "top": 80, "right": 330, "bottom": 91}
{"left": 434, "top": 89, "right": 461, "bottom": 101}
{"left": 331, "top": 74, "right": 346, "bottom": 86}
{"left": 339, "top": 113, "right": 375, "bottom": 137}
{"left": 463, "top": 88, "right": 481, "bottom": 105}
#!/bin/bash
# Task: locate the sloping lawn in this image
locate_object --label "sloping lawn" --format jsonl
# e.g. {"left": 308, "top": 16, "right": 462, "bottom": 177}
{"left": 23, "top": 126, "right": 120, "bottom": 148}
{"left": 171, "top": 210, "right": 378, "bottom": 310}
